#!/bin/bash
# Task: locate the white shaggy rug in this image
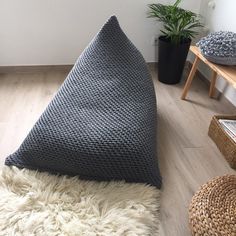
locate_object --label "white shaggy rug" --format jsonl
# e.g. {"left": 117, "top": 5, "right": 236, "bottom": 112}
{"left": 0, "top": 166, "right": 160, "bottom": 236}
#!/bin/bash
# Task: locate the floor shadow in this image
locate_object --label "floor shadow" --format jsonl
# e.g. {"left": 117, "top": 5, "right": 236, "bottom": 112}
{"left": 215, "top": 83, "right": 228, "bottom": 100}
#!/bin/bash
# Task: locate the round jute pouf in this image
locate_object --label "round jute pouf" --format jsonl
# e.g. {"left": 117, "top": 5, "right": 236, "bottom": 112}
{"left": 189, "top": 175, "right": 236, "bottom": 236}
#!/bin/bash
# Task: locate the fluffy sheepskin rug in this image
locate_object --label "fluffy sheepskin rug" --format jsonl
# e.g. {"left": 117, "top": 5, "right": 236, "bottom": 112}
{"left": 0, "top": 166, "right": 160, "bottom": 235}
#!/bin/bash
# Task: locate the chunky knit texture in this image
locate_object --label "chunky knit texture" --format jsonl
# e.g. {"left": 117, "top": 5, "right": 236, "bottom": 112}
{"left": 5, "top": 16, "right": 162, "bottom": 188}
{"left": 197, "top": 31, "right": 236, "bottom": 65}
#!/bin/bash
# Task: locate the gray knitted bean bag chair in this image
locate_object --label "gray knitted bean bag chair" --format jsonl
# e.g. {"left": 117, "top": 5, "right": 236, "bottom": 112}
{"left": 5, "top": 16, "right": 162, "bottom": 188}
{"left": 197, "top": 31, "right": 236, "bottom": 65}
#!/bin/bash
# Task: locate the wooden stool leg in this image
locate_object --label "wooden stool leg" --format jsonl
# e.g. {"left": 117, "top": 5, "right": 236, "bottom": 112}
{"left": 181, "top": 57, "right": 200, "bottom": 100}
{"left": 209, "top": 71, "right": 217, "bottom": 98}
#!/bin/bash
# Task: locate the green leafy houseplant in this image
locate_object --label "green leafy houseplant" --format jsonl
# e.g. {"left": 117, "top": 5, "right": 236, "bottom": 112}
{"left": 147, "top": 0, "right": 203, "bottom": 84}
{"left": 148, "top": 0, "right": 203, "bottom": 44}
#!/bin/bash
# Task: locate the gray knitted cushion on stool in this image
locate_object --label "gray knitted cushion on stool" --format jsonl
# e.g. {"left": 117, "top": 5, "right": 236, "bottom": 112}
{"left": 197, "top": 31, "right": 236, "bottom": 65}
{"left": 5, "top": 16, "right": 162, "bottom": 188}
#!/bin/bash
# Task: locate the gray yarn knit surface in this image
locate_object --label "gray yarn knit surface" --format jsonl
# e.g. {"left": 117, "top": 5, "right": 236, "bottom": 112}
{"left": 5, "top": 16, "right": 162, "bottom": 188}
{"left": 197, "top": 31, "right": 236, "bottom": 65}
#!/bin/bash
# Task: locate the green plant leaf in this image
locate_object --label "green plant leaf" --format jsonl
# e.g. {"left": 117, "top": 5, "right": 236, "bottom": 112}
{"left": 147, "top": 0, "right": 203, "bottom": 44}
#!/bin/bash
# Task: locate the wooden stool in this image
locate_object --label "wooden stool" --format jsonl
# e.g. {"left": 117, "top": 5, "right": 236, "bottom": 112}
{"left": 189, "top": 175, "right": 236, "bottom": 236}
{"left": 181, "top": 46, "right": 236, "bottom": 100}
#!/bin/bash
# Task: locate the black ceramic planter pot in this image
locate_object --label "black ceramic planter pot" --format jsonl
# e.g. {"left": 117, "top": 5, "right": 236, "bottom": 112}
{"left": 158, "top": 36, "right": 191, "bottom": 84}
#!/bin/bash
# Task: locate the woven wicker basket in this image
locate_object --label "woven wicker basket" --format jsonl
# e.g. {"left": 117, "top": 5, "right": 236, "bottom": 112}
{"left": 208, "top": 115, "right": 236, "bottom": 169}
{"left": 189, "top": 175, "right": 236, "bottom": 236}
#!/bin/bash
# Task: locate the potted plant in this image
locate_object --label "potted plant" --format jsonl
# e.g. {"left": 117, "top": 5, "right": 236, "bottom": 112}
{"left": 148, "top": 0, "right": 203, "bottom": 84}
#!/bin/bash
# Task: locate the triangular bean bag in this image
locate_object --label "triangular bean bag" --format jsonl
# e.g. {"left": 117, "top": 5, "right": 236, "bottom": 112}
{"left": 5, "top": 16, "right": 162, "bottom": 188}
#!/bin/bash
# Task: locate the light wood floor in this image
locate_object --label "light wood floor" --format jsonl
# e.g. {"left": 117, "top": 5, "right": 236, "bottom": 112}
{"left": 0, "top": 66, "right": 235, "bottom": 236}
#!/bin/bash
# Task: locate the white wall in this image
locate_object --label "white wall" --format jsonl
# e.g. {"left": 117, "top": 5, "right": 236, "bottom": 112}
{"left": 198, "top": 0, "right": 236, "bottom": 107}
{"left": 0, "top": 0, "right": 201, "bottom": 66}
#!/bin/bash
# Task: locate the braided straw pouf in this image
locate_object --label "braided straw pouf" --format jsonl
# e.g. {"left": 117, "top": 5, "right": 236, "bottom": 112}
{"left": 189, "top": 175, "right": 236, "bottom": 236}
